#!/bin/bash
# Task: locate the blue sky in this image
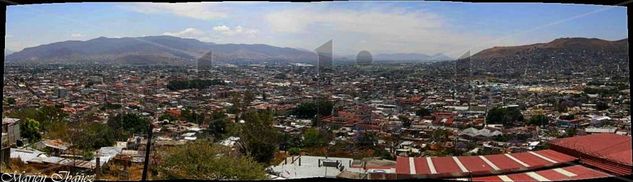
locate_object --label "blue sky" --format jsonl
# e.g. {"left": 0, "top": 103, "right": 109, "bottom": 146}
{"left": 5, "top": 2, "right": 628, "bottom": 57}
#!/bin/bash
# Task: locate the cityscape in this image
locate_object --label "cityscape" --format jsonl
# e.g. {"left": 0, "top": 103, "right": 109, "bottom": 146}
{"left": 2, "top": 2, "right": 631, "bottom": 181}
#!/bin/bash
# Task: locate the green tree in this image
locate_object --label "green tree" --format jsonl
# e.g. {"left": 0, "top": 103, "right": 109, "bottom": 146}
{"left": 157, "top": 141, "right": 267, "bottom": 180}
{"left": 74, "top": 122, "right": 116, "bottom": 151}
{"left": 166, "top": 79, "right": 225, "bottom": 91}
{"left": 431, "top": 129, "right": 449, "bottom": 142}
{"left": 399, "top": 115, "right": 412, "bottom": 128}
{"left": 280, "top": 133, "right": 303, "bottom": 151}
{"left": 239, "top": 110, "right": 280, "bottom": 164}
{"left": 415, "top": 108, "right": 431, "bottom": 117}
{"left": 303, "top": 128, "right": 329, "bottom": 148}
{"left": 288, "top": 147, "right": 301, "bottom": 155}
{"left": 528, "top": 115, "right": 549, "bottom": 126}
{"left": 6, "top": 97, "right": 16, "bottom": 105}
{"left": 486, "top": 107, "right": 506, "bottom": 125}
{"left": 357, "top": 132, "right": 378, "bottom": 148}
{"left": 292, "top": 99, "right": 334, "bottom": 119}
{"left": 485, "top": 107, "right": 524, "bottom": 126}
{"left": 8, "top": 106, "right": 67, "bottom": 134}
{"left": 107, "top": 113, "right": 150, "bottom": 140}
{"left": 565, "top": 128, "right": 577, "bottom": 137}
{"left": 21, "top": 118, "right": 41, "bottom": 143}
{"left": 181, "top": 109, "right": 205, "bottom": 124}
{"left": 208, "top": 111, "right": 229, "bottom": 140}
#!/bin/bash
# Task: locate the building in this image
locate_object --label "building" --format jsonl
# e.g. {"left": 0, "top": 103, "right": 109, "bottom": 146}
{"left": 2, "top": 118, "right": 21, "bottom": 148}
{"left": 56, "top": 86, "right": 69, "bottom": 98}
{"left": 2, "top": 118, "right": 21, "bottom": 164}
{"left": 268, "top": 156, "right": 361, "bottom": 179}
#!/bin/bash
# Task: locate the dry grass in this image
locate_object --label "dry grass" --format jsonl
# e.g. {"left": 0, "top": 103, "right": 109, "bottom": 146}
{"left": 1, "top": 158, "right": 40, "bottom": 174}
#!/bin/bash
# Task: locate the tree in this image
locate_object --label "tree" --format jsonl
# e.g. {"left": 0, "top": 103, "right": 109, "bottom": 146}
{"left": 485, "top": 107, "right": 524, "bottom": 126}
{"left": 504, "top": 107, "right": 524, "bottom": 125}
{"left": 528, "top": 115, "right": 549, "bottom": 126}
{"left": 208, "top": 111, "right": 229, "bottom": 140}
{"left": 356, "top": 132, "right": 378, "bottom": 148}
{"left": 486, "top": 107, "right": 505, "bottom": 125}
{"left": 8, "top": 106, "right": 68, "bottom": 134}
{"left": 21, "top": 118, "right": 41, "bottom": 143}
{"left": 239, "top": 110, "right": 280, "bottom": 164}
{"left": 565, "top": 128, "right": 577, "bottom": 137}
{"left": 292, "top": 99, "right": 334, "bottom": 119}
{"left": 182, "top": 109, "right": 205, "bottom": 124}
{"left": 415, "top": 108, "right": 431, "bottom": 117}
{"left": 6, "top": 97, "right": 16, "bottom": 105}
{"left": 303, "top": 128, "right": 329, "bottom": 148}
{"left": 74, "top": 122, "right": 116, "bottom": 151}
{"left": 288, "top": 147, "right": 301, "bottom": 155}
{"left": 157, "top": 141, "right": 267, "bottom": 180}
{"left": 399, "top": 115, "right": 412, "bottom": 128}
{"left": 596, "top": 102, "right": 609, "bottom": 111}
{"left": 280, "top": 133, "right": 303, "bottom": 151}
{"left": 44, "top": 121, "right": 70, "bottom": 141}
{"left": 166, "top": 79, "right": 225, "bottom": 91}
{"left": 431, "top": 129, "right": 449, "bottom": 142}
{"left": 560, "top": 114, "right": 575, "bottom": 120}
{"left": 107, "top": 113, "right": 150, "bottom": 140}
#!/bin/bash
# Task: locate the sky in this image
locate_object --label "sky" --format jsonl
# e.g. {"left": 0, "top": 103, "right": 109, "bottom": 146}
{"left": 5, "top": 2, "right": 628, "bottom": 58}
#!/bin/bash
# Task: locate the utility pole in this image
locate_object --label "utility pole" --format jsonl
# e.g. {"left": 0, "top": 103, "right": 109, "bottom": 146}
{"left": 141, "top": 124, "right": 153, "bottom": 181}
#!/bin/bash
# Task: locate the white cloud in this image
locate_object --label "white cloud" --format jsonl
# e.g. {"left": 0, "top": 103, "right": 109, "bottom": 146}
{"left": 264, "top": 7, "right": 500, "bottom": 57}
{"left": 213, "top": 25, "right": 230, "bottom": 32}
{"left": 162, "top": 26, "right": 259, "bottom": 43}
{"left": 163, "top": 27, "right": 206, "bottom": 38}
{"left": 125, "top": 2, "right": 227, "bottom": 20}
{"left": 70, "top": 33, "right": 84, "bottom": 38}
{"left": 212, "top": 25, "right": 258, "bottom": 37}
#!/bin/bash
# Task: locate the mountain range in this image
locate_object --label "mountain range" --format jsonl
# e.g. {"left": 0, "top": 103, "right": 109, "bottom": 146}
{"left": 360, "top": 53, "right": 453, "bottom": 62}
{"left": 5, "top": 36, "right": 628, "bottom": 68}
{"left": 5, "top": 36, "right": 319, "bottom": 65}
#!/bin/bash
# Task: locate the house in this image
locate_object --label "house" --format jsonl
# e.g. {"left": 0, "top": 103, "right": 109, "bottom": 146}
{"left": 432, "top": 112, "right": 454, "bottom": 126}
{"left": 2, "top": 118, "right": 21, "bottom": 163}
{"left": 590, "top": 115, "right": 611, "bottom": 127}
{"left": 584, "top": 127, "right": 617, "bottom": 134}
{"left": 2, "top": 118, "right": 21, "bottom": 149}
{"left": 34, "top": 139, "right": 70, "bottom": 156}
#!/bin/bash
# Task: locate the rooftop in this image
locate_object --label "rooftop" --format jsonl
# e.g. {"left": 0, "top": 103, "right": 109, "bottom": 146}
{"left": 549, "top": 133, "right": 632, "bottom": 166}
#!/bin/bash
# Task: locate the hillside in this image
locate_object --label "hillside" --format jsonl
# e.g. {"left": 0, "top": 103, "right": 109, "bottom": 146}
{"left": 468, "top": 37, "right": 628, "bottom": 75}
{"left": 5, "top": 36, "right": 318, "bottom": 65}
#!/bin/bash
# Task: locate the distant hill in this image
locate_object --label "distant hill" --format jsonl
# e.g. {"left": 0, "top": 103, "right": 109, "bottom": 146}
{"left": 5, "top": 36, "right": 318, "bottom": 65}
{"left": 373, "top": 53, "right": 453, "bottom": 62}
{"left": 468, "top": 37, "right": 628, "bottom": 74}
{"left": 336, "top": 52, "right": 453, "bottom": 64}
{"left": 4, "top": 49, "right": 13, "bottom": 57}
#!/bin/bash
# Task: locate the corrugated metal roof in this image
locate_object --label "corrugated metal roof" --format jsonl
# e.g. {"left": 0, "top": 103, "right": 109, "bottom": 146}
{"left": 550, "top": 133, "right": 632, "bottom": 166}
{"left": 471, "top": 165, "right": 611, "bottom": 181}
{"left": 10, "top": 148, "right": 46, "bottom": 163}
{"left": 395, "top": 149, "right": 576, "bottom": 178}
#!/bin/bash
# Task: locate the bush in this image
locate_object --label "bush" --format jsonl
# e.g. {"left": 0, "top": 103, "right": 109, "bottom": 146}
{"left": 158, "top": 141, "right": 266, "bottom": 180}
{"left": 288, "top": 147, "right": 301, "bottom": 155}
